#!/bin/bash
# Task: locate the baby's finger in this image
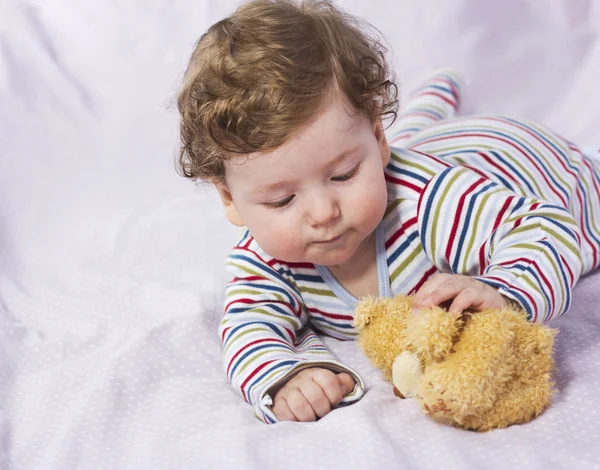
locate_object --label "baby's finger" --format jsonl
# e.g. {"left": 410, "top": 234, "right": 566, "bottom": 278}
{"left": 413, "top": 273, "right": 460, "bottom": 308}
{"left": 337, "top": 373, "right": 355, "bottom": 397}
{"left": 272, "top": 396, "right": 298, "bottom": 422}
{"left": 447, "top": 287, "right": 482, "bottom": 314}
{"left": 416, "top": 276, "right": 468, "bottom": 310}
{"left": 286, "top": 389, "right": 318, "bottom": 422}
{"left": 450, "top": 286, "right": 509, "bottom": 314}
{"left": 299, "top": 380, "right": 332, "bottom": 418}
{"left": 413, "top": 274, "right": 448, "bottom": 306}
{"left": 309, "top": 369, "right": 344, "bottom": 405}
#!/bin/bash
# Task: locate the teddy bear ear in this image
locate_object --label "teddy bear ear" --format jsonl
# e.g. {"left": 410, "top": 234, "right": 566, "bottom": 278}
{"left": 353, "top": 296, "right": 383, "bottom": 330}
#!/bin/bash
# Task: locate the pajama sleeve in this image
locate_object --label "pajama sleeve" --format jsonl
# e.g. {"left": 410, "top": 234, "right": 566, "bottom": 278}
{"left": 218, "top": 238, "right": 365, "bottom": 423}
{"left": 417, "top": 165, "right": 583, "bottom": 323}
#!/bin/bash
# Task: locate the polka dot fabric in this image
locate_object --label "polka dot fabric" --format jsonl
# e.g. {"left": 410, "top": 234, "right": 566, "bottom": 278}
{"left": 1, "top": 0, "right": 600, "bottom": 469}
{"left": 3, "top": 266, "right": 600, "bottom": 469}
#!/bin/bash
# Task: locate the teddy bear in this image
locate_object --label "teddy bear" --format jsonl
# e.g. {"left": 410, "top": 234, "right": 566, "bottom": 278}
{"left": 353, "top": 294, "right": 558, "bottom": 432}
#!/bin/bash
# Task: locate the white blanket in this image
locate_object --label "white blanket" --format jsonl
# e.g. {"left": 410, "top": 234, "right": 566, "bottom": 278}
{"left": 1, "top": 0, "right": 599, "bottom": 468}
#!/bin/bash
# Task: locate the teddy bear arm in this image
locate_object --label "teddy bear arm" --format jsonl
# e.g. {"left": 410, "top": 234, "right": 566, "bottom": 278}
{"left": 355, "top": 296, "right": 414, "bottom": 381}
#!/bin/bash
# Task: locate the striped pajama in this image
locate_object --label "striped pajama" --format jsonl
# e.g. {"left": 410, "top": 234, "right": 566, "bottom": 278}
{"left": 219, "top": 71, "right": 600, "bottom": 423}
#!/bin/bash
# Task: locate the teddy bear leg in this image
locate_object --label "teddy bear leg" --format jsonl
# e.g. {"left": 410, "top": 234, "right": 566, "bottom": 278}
{"left": 413, "top": 311, "right": 518, "bottom": 428}
{"left": 458, "top": 377, "right": 554, "bottom": 431}
{"left": 461, "top": 324, "right": 556, "bottom": 431}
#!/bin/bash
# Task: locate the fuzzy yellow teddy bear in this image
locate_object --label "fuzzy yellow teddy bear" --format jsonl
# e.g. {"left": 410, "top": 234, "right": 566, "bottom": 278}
{"left": 353, "top": 294, "right": 557, "bottom": 432}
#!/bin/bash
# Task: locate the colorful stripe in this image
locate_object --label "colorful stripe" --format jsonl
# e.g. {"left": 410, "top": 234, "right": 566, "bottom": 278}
{"left": 218, "top": 70, "right": 599, "bottom": 423}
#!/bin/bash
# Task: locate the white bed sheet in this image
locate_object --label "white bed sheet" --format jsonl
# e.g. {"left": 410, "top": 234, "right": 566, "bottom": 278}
{"left": 1, "top": 0, "right": 599, "bottom": 469}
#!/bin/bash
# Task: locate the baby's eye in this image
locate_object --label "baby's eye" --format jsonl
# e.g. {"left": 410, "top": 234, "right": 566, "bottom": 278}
{"left": 331, "top": 163, "right": 360, "bottom": 182}
{"left": 264, "top": 195, "right": 295, "bottom": 209}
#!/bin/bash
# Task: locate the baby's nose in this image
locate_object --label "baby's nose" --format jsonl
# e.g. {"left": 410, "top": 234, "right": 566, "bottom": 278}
{"left": 307, "top": 197, "right": 340, "bottom": 227}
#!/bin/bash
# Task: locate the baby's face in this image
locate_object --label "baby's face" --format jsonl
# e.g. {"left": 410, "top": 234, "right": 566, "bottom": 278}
{"left": 218, "top": 92, "right": 390, "bottom": 267}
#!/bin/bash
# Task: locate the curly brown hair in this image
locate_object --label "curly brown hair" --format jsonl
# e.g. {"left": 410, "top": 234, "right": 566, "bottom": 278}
{"left": 177, "top": 0, "right": 398, "bottom": 182}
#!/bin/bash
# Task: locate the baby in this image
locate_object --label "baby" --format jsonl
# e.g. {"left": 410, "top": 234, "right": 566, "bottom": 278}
{"left": 177, "top": 0, "right": 600, "bottom": 423}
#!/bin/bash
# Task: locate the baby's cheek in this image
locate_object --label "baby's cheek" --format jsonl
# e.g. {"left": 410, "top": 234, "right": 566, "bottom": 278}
{"left": 349, "top": 177, "right": 388, "bottom": 223}
{"left": 253, "top": 223, "right": 305, "bottom": 262}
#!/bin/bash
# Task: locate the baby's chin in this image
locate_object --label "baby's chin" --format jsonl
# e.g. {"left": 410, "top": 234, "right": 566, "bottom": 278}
{"left": 308, "top": 251, "right": 355, "bottom": 267}
{"left": 263, "top": 246, "right": 355, "bottom": 267}
{"left": 306, "top": 232, "right": 374, "bottom": 267}
{"left": 304, "top": 245, "right": 360, "bottom": 267}
{"left": 260, "top": 230, "right": 368, "bottom": 266}
{"left": 266, "top": 250, "right": 354, "bottom": 266}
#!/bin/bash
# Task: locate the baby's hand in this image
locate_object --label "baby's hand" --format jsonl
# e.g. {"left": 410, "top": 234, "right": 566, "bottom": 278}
{"left": 271, "top": 368, "right": 355, "bottom": 422}
{"left": 412, "top": 273, "right": 510, "bottom": 315}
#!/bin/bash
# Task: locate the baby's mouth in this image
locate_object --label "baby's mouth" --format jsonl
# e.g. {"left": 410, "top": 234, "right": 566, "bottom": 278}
{"left": 313, "top": 231, "right": 346, "bottom": 244}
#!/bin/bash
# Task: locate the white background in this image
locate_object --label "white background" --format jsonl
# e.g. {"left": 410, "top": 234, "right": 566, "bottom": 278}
{"left": 1, "top": 1, "right": 599, "bottom": 468}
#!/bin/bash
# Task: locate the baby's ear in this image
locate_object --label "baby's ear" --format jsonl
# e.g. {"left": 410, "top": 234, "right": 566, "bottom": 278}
{"left": 214, "top": 181, "right": 244, "bottom": 227}
{"left": 373, "top": 118, "right": 391, "bottom": 167}
{"left": 406, "top": 308, "right": 463, "bottom": 363}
